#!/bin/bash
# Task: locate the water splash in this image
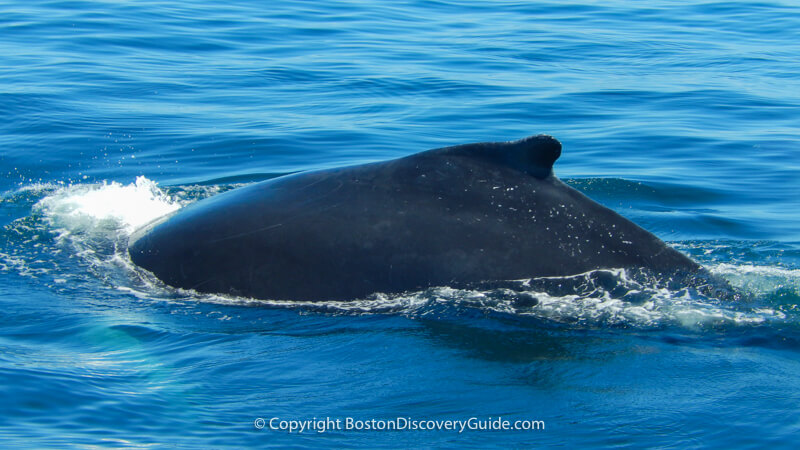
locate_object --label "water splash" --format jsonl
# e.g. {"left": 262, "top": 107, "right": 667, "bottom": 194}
{"left": 2, "top": 179, "right": 797, "bottom": 331}
{"left": 711, "top": 263, "right": 800, "bottom": 294}
{"left": 35, "top": 176, "right": 180, "bottom": 237}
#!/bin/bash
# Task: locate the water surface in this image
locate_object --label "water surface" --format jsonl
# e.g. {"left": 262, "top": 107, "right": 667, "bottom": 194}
{"left": 2, "top": 0, "right": 799, "bottom": 447}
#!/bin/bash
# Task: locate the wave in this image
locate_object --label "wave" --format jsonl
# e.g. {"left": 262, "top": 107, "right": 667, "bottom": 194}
{"left": 0, "top": 178, "right": 797, "bottom": 331}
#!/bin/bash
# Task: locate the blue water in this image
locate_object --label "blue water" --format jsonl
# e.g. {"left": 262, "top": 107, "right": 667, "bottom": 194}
{"left": 2, "top": 0, "right": 800, "bottom": 447}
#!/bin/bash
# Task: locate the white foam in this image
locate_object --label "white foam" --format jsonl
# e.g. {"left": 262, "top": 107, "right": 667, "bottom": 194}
{"left": 711, "top": 263, "right": 800, "bottom": 295}
{"left": 35, "top": 176, "right": 180, "bottom": 236}
{"left": 159, "top": 272, "right": 783, "bottom": 329}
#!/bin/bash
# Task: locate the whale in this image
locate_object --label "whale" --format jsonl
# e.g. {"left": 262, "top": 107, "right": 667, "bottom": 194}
{"left": 128, "top": 135, "right": 706, "bottom": 301}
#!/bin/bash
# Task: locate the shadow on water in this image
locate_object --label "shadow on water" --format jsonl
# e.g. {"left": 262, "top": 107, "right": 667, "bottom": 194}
{"left": 414, "top": 313, "right": 614, "bottom": 364}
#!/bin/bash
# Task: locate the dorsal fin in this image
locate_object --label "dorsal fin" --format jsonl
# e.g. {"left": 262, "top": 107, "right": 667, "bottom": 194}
{"left": 430, "top": 134, "right": 562, "bottom": 179}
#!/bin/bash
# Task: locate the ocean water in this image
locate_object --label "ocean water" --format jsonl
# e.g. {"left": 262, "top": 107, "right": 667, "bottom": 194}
{"left": 2, "top": 0, "right": 800, "bottom": 447}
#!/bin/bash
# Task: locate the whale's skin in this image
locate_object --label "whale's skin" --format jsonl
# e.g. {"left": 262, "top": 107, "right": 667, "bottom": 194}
{"left": 128, "top": 135, "right": 701, "bottom": 301}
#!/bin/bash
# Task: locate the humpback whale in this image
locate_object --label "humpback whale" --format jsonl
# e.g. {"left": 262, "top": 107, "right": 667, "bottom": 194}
{"left": 128, "top": 135, "right": 704, "bottom": 301}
